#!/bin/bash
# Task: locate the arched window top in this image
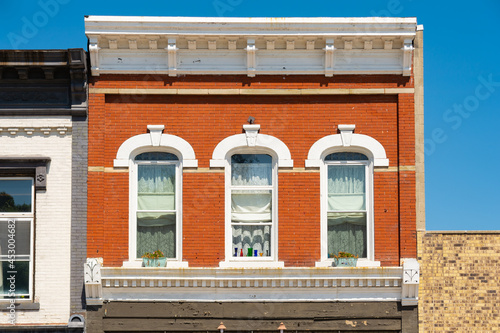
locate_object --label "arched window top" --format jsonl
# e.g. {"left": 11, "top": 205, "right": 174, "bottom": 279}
{"left": 325, "top": 152, "right": 368, "bottom": 161}
{"left": 114, "top": 125, "right": 197, "bottom": 168}
{"left": 305, "top": 124, "right": 389, "bottom": 167}
{"left": 135, "top": 152, "right": 179, "bottom": 161}
{"left": 210, "top": 124, "right": 293, "bottom": 168}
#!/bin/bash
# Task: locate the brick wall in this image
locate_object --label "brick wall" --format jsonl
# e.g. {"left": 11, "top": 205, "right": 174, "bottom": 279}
{"left": 88, "top": 75, "right": 416, "bottom": 267}
{"left": 418, "top": 231, "right": 500, "bottom": 332}
{"left": 0, "top": 117, "right": 72, "bottom": 325}
{"left": 70, "top": 116, "right": 87, "bottom": 314}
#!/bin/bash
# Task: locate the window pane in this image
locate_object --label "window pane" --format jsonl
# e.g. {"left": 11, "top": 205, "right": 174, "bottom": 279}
{"left": 137, "top": 212, "right": 176, "bottom": 258}
{"left": 231, "top": 190, "right": 271, "bottom": 222}
{"left": 135, "top": 152, "right": 178, "bottom": 161}
{"left": 328, "top": 165, "right": 365, "bottom": 211}
{"left": 0, "top": 180, "right": 32, "bottom": 213}
{"left": 325, "top": 152, "right": 368, "bottom": 161}
{"left": 327, "top": 212, "right": 367, "bottom": 258}
{"left": 0, "top": 220, "right": 31, "bottom": 256}
{"left": 231, "top": 154, "right": 272, "bottom": 186}
{"left": 0, "top": 261, "right": 30, "bottom": 298}
{"left": 232, "top": 225, "right": 271, "bottom": 257}
{"left": 138, "top": 164, "right": 175, "bottom": 210}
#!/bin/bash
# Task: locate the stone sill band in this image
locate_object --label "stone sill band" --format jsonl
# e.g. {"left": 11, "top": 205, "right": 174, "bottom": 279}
{"left": 90, "top": 87, "right": 414, "bottom": 95}
{"left": 89, "top": 166, "right": 416, "bottom": 173}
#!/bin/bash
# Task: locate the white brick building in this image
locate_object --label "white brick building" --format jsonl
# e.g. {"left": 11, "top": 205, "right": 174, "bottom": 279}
{"left": 0, "top": 50, "right": 87, "bottom": 331}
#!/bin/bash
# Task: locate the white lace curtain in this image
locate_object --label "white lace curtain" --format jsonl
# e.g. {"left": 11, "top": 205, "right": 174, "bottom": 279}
{"left": 231, "top": 160, "right": 272, "bottom": 257}
{"left": 232, "top": 163, "right": 272, "bottom": 186}
{"left": 136, "top": 164, "right": 176, "bottom": 258}
{"left": 327, "top": 165, "right": 367, "bottom": 257}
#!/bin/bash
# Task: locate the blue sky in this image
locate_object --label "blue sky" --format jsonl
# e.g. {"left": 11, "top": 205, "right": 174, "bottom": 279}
{"left": 1, "top": 0, "right": 499, "bottom": 230}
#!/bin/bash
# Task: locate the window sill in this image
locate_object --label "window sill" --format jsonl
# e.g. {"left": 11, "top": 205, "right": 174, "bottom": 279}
{"left": 122, "top": 260, "right": 189, "bottom": 268}
{"left": 219, "top": 261, "right": 285, "bottom": 268}
{"left": 315, "top": 259, "right": 381, "bottom": 268}
{"left": 0, "top": 301, "right": 39, "bottom": 311}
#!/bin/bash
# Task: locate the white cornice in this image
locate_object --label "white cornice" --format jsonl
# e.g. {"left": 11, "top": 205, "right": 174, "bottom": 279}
{"left": 85, "top": 16, "right": 417, "bottom": 77}
{"left": 85, "top": 16, "right": 417, "bottom": 36}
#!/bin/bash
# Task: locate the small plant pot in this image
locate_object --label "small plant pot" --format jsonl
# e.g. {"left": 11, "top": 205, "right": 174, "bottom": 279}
{"left": 142, "top": 257, "right": 167, "bottom": 267}
{"left": 333, "top": 257, "right": 358, "bottom": 267}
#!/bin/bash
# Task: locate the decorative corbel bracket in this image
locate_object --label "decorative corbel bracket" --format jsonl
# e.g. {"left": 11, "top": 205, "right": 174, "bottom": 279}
{"left": 85, "top": 258, "right": 103, "bottom": 306}
{"left": 245, "top": 39, "right": 257, "bottom": 77}
{"left": 338, "top": 124, "right": 355, "bottom": 147}
{"left": 68, "top": 48, "right": 88, "bottom": 114}
{"left": 167, "top": 38, "right": 178, "bottom": 77}
{"left": 35, "top": 166, "right": 47, "bottom": 191}
{"left": 243, "top": 124, "right": 260, "bottom": 146}
{"left": 88, "top": 37, "right": 100, "bottom": 76}
{"left": 401, "top": 258, "right": 419, "bottom": 306}
{"left": 402, "top": 38, "right": 413, "bottom": 76}
{"left": 324, "top": 39, "right": 335, "bottom": 77}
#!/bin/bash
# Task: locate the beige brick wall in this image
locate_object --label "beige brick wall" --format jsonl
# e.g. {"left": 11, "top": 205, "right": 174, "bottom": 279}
{"left": 418, "top": 231, "right": 500, "bottom": 332}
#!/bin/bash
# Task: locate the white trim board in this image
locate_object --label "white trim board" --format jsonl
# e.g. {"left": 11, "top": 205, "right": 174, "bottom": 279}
{"left": 84, "top": 264, "right": 419, "bottom": 304}
{"left": 85, "top": 16, "right": 417, "bottom": 77}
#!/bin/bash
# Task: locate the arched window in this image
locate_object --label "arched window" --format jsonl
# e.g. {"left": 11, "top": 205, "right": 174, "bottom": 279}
{"left": 307, "top": 125, "right": 387, "bottom": 267}
{"left": 230, "top": 153, "right": 273, "bottom": 259}
{"left": 325, "top": 152, "right": 369, "bottom": 259}
{"left": 115, "top": 125, "right": 196, "bottom": 268}
{"left": 134, "top": 152, "right": 179, "bottom": 260}
{"left": 211, "top": 124, "right": 292, "bottom": 268}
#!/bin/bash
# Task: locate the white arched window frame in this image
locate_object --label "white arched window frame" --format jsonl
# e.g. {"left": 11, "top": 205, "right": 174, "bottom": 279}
{"left": 307, "top": 125, "right": 388, "bottom": 267}
{"left": 211, "top": 124, "right": 292, "bottom": 268}
{"left": 117, "top": 125, "right": 197, "bottom": 268}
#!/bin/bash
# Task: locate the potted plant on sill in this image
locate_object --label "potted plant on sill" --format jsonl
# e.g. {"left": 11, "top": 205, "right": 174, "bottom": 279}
{"left": 142, "top": 250, "right": 166, "bottom": 267}
{"left": 332, "top": 251, "right": 358, "bottom": 267}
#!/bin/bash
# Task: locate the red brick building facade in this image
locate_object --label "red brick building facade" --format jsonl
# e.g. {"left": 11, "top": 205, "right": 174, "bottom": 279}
{"left": 84, "top": 17, "right": 423, "bottom": 332}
